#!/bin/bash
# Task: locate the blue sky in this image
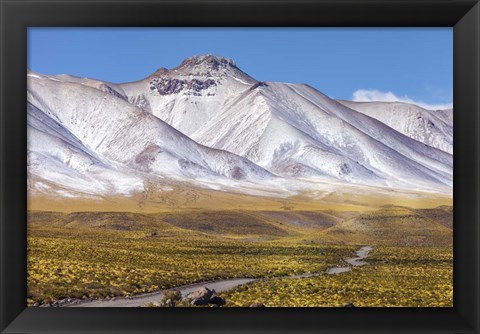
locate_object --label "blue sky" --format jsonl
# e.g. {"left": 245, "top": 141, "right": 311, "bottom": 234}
{"left": 28, "top": 28, "right": 453, "bottom": 109}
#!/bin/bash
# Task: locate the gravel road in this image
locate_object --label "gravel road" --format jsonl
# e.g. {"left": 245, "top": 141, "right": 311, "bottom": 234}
{"left": 65, "top": 246, "right": 372, "bottom": 307}
{"left": 68, "top": 278, "right": 257, "bottom": 307}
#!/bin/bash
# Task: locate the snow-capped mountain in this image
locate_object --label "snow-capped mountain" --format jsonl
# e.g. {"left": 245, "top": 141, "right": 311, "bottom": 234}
{"left": 27, "top": 69, "right": 272, "bottom": 196}
{"left": 119, "top": 55, "right": 257, "bottom": 135}
{"left": 338, "top": 100, "right": 453, "bottom": 154}
{"left": 27, "top": 55, "right": 453, "bottom": 198}
{"left": 190, "top": 82, "right": 452, "bottom": 190}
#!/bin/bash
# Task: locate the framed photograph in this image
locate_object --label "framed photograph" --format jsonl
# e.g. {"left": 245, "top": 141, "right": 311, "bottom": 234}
{"left": 1, "top": 0, "right": 479, "bottom": 333}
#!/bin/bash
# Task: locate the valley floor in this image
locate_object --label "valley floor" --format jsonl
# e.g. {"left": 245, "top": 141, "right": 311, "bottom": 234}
{"left": 27, "top": 205, "right": 453, "bottom": 307}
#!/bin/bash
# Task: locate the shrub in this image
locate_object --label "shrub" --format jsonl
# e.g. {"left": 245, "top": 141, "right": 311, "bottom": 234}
{"left": 162, "top": 290, "right": 182, "bottom": 304}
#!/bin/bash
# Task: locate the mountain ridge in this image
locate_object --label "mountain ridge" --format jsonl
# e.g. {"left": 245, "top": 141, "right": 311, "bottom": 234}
{"left": 27, "top": 55, "right": 453, "bottom": 200}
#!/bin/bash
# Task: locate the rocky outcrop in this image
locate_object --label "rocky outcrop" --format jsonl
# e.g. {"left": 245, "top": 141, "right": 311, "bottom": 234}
{"left": 184, "top": 286, "right": 226, "bottom": 306}
{"left": 149, "top": 78, "right": 217, "bottom": 96}
{"left": 187, "top": 286, "right": 214, "bottom": 305}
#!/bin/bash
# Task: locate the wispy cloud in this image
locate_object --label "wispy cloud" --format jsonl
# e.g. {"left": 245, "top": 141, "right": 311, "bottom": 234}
{"left": 352, "top": 89, "right": 452, "bottom": 110}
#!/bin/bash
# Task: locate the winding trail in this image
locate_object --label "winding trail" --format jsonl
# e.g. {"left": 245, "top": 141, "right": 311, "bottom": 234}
{"left": 325, "top": 246, "right": 373, "bottom": 274}
{"left": 66, "top": 246, "right": 373, "bottom": 307}
{"left": 68, "top": 278, "right": 256, "bottom": 308}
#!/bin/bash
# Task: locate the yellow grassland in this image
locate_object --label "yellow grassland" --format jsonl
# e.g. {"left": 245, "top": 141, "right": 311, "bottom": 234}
{"left": 222, "top": 246, "right": 453, "bottom": 307}
{"left": 27, "top": 202, "right": 452, "bottom": 307}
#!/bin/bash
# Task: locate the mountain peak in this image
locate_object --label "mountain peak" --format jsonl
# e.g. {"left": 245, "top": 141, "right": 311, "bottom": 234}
{"left": 177, "top": 54, "right": 237, "bottom": 70}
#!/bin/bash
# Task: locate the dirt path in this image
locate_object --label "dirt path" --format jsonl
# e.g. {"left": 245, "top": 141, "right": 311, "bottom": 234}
{"left": 325, "top": 246, "right": 373, "bottom": 274}
{"left": 66, "top": 246, "right": 372, "bottom": 307}
{"left": 67, "top": 278, "right": 257, "bottom": 307}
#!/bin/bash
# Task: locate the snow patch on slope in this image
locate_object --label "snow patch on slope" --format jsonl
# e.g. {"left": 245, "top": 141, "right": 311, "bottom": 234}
{"left": 338, "top": 100, "right": 453, "bottom": 154}
{"left": 26, "top": 55, "right": 453, "bottom": 198}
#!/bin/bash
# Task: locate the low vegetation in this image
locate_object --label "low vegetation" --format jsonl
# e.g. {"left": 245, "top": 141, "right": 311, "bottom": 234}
{"left": 27, "top": 225, "right": 352, "bottom": 305}
{"left": 27, "top": 206, "right": 452, "bottom": 307}
{"left": 221, "top": 246, "right": 453, "bottom": 307}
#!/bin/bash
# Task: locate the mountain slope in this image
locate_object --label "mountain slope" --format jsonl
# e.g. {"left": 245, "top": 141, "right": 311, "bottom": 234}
{"left": 28, "top": 101, "right": 145, "bottom": 196}
{"left": 191, "top": 82, "right": 452, "bottom": 191}
{"left": 27, "top": 55, "right": 453, "bottom": 198}
{"left": 27, "top": 70, "right": 272, "bottom": 196}
{"left": 108, "top": 55, "right": 452, "bottom": 193}
{"left": 338, "top": 100, "right": 453, "bottom": 154}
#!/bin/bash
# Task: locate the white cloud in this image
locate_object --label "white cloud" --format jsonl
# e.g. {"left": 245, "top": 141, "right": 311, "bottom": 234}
{"left": 352, "top": 89, "right": 453, "bottom": 110}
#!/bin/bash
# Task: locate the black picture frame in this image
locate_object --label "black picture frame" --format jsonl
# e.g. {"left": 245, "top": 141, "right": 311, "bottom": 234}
{"left": 1, "top": 0, "right": 479, "bottom": 333}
